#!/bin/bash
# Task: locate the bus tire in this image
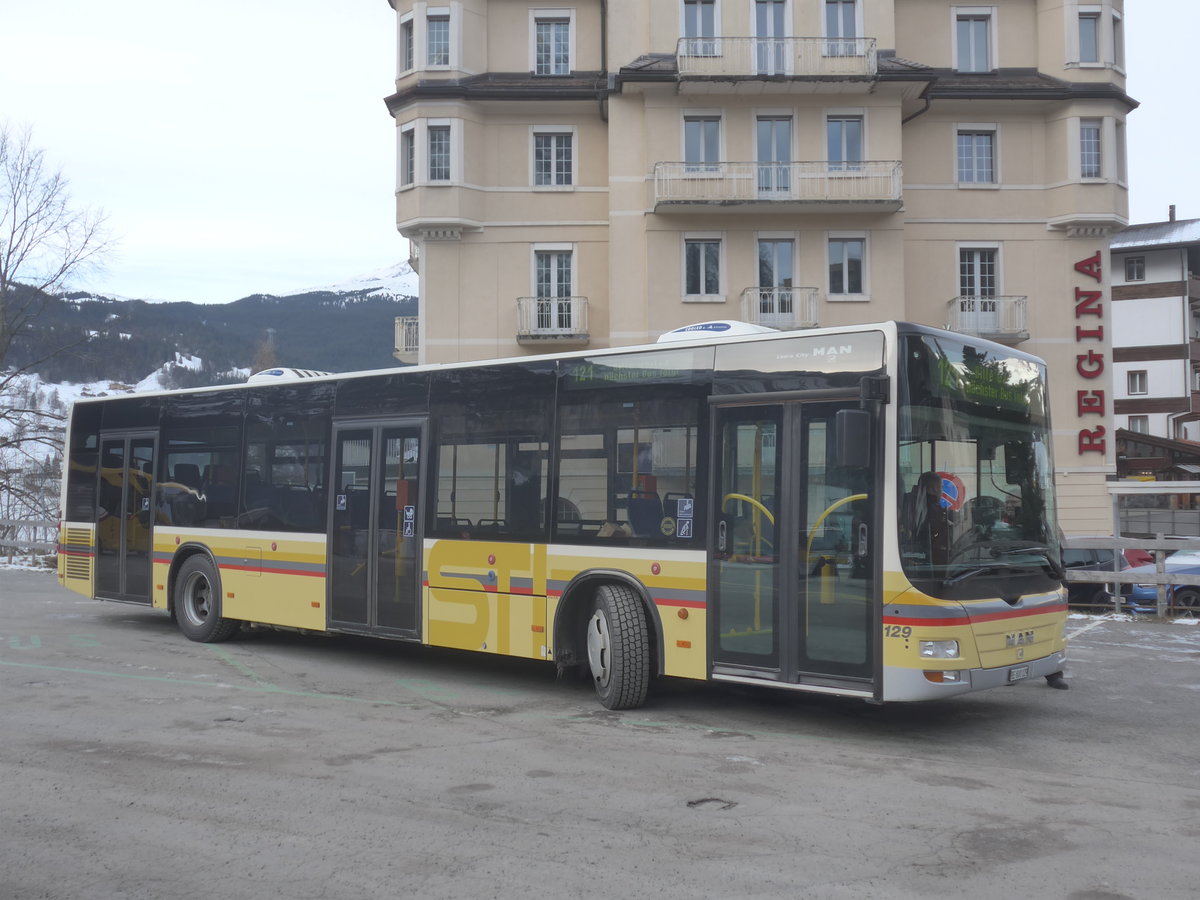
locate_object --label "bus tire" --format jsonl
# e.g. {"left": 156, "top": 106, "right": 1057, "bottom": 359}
{"left": 175, "top": 555, "right": 239, "bottom": 643}
{"left": 586, "top": 583, "right": 650, "bottom": 710}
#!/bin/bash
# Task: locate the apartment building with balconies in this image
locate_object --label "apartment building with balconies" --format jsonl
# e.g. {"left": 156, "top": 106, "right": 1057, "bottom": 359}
{"left": 383, "top": 0, "right": 1134, "bottom": 531}
{"left": 1109, "top": 215, "right": 1200, "bottom": 441}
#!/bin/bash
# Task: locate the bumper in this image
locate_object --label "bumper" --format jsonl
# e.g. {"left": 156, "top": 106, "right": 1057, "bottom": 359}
{"left": 883, "top": 650, "right": 1067, "bottom": 701}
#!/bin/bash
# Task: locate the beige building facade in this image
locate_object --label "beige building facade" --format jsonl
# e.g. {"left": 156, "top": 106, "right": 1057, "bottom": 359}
{"left": 384, "top": 0, "right": 1135, "bottom": 533}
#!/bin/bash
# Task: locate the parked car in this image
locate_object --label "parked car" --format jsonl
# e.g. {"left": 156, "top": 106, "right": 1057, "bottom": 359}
{"left": 1062, "top": 545, "right": 1126, "bottom": 609}
{"left": 1122, "top": 551, "right": 1200, "bottom": 615}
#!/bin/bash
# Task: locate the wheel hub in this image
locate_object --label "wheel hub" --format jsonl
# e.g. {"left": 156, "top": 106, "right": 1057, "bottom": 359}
{"left": 586, "top": 609, "right": 611, "bottom": 687}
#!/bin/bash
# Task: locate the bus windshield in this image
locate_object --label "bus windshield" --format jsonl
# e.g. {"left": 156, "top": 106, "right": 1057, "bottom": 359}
{"left": 897, "top": 333, "right": 1061, "bottom": 597}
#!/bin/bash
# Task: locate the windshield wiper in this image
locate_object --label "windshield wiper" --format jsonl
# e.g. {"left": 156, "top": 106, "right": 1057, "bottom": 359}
{"left": 994, "top": 544, "right": 1065, "bottom": 580}
{"left": 943, "top": 564, "right": 1009, "bottom": 587}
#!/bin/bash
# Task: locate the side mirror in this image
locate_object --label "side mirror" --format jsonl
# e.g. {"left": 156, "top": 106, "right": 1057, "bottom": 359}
{"left": 833, "top": 409, "right": 871, "bottom": 469}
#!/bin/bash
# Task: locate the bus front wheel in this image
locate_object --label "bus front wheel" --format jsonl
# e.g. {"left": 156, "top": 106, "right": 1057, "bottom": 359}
{"left": 586, "top": 584, "right": 650, "bottom": 710}
{"left": 175, "top": 555, "right": 240, "bottom": 643}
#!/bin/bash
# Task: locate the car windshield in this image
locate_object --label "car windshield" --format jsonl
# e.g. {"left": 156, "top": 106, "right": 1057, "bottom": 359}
{"left": 897, "top": 334, "right": 1060, "bottom": 597}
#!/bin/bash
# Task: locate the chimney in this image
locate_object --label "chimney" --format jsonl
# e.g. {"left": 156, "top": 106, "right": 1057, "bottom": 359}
{"left": 1169, "top": 205, "right": 1176, "bottom": 222}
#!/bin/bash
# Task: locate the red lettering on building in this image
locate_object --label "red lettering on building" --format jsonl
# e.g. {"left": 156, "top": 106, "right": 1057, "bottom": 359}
{"left": 1074, "top": 252, "right": 1103, "bottom": 282}
{"left": 1072, "top": 251, "right": 1107, "bottom": 457}
{"left": 1076, "top": 350, "right": 1105, "bottom": 378}
{"left": 1074, "top": 288, "right": 1104, "bottom": 318}
{"left": 1077, "top": 390, "right": 1105, "bottom": 416}
{"left": 1078, "top": 427, "right": 1107, "bottom": 455}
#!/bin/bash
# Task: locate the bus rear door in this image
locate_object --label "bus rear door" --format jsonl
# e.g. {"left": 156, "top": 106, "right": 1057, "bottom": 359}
{"left": 94, "top": 431, "right": 157, "bottom": 604}
{"left": 329, "top": 420, "right": 425, "bottom": 638}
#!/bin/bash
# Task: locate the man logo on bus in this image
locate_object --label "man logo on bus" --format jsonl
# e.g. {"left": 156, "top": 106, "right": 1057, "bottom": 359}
{"left": 937, "top": 472, "right": 966, "bottom": 512}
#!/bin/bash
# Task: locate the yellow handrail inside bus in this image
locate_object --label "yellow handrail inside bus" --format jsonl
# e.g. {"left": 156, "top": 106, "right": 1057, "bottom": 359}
{"left": 805, "top": 493, "right": 868, "bottom": 607}
{"left": 721, "top": 493, "right": 775, "bottom": 525}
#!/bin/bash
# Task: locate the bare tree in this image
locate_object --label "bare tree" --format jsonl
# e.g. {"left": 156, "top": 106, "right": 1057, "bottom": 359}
{"left": 1, "top": 122, "right": 112, "bottom": 370}
{"left": 1, "top": 122, "right": 113, "bottom": 503}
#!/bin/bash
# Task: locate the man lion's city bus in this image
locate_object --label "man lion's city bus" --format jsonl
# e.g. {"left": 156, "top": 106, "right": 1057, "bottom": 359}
{"left": 58, "top": 321, "right": 1067, "bottom": 709}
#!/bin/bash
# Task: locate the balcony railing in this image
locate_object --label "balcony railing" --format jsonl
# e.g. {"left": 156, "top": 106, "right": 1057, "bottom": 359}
{"left": 516, "top": 296, "right": 589, "bottom": 344}
{"left": 676, "top": 36, "right": 877, "bottom": 79}
{"left": 945, "top": 296, "right": 1029, "bottom": 343}
{"left": 740, "top": 287, "right": 820, "bottom": 330}
{"left": 654, "top": 161, "right": 902, "bottom": 213}
{"left": 394, "top": 315, "right": 419, "bottom": 363}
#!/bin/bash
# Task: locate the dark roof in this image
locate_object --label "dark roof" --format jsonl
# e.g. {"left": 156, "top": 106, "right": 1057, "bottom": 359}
{"left": 1111, "top": 219, "right": 1200, "bottom": 251}
{"left": 386, "top": 72, "right": 606, "bottom": 112}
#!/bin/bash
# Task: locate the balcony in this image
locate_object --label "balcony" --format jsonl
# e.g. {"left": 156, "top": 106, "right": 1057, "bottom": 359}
{"left": 653, "top": 161, "right": 902, "bottom": 214}
{"left": 676, "top": 37, "right": 877, "bottom": 87}
{"left": 945, "top": 297, "right": 1029, "bottom": 344}
{"left": 740, "top": 287, "right": 820, "bottom": 330}
{"left": 516, "top": 296, "right": 589, "bottom": 345}
{"left": 394, "top": 315, "right": 419, "bottom": 364}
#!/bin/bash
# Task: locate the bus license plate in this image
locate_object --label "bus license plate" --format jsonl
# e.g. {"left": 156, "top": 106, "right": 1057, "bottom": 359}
{"left": 1007, "top": 665, "right": 1030, "bottom": 683}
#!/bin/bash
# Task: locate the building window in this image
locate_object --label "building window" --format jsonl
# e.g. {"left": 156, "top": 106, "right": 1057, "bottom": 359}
{"left": 828, "top": 237, "right": 865, "bottom": 296}
{"left": 1113, "top": 11, "right": 1125, "bottom": 69}
{"left": 957, "top": 128, "right": 995, "bottom": 183}
{"left": 682, "top": 0, "right": 717, "bottom": 56}
{"left": 825, "top": 1, "right": 859, "bottom": 56}
{"left": 684, "top": 115, "right": 721, "bottom": 169}
{"left": 1125, "top": 256, "right": 1145, "bottom": 282}
{"left": 1128, "top": 371, "right": 1148, "bottom": 396}
{"left": 400, "top": 126, "right": 415, "bottom": 187}
{"left": 535, "top": 248, "right": 573, "bottom": 300}
{"left": 1080, "top": 118, "right": 1102, "bottom": 178}
{"left": 533, "top": 131, "right": 573, "bottom": 186}
{"left": 959, "top": 247, "right": 997, "bottom": 298}
{"left": 428, "top": 125, "right": 451, "bottom": 181}
{"left": 684, "top": 237, "right": 722, "bottom": 298}
{"left": 827, "top": 115, "right": 863, "bottom": 170}
{"left": 534, "top": 16, "right": 571, "bottom": 75}
{"left": 427, "top": 14, "right": 450, "bottom": 66}
{"left": 1128, "top": 415, "right": 1149, "bottom": 434}
{"left": 1078, "top": 11, "right": 1101, "bottom": 64}
{"left": 400, "top": 16, "right": 414, "bottom": 72}
{"left": 955, "top": 10, "right": 992, "bottom": 72}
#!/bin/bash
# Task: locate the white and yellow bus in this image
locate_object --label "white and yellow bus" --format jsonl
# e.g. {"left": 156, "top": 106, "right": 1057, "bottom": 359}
{"left": 58, "top": 321, "right": 1068, "bottom": 709}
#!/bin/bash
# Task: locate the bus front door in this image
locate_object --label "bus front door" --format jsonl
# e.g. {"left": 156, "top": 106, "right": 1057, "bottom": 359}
{"left": 711, "top": 401, "right": 876, "bottom": 693}
{"left": 329, "top": 422, "right": 424, "bottom": 638}
{"left": 94, "top": 432, "right": 157, "bottom": 604}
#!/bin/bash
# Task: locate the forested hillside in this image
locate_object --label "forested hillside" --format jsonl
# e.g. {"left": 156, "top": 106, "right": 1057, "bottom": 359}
{"left": 11, "top": 286, "right": 417, "bottom": 387}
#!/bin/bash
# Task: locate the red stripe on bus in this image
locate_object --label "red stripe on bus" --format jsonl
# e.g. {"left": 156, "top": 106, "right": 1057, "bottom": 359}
{"left": 654, "top": 597, "right": 707, "bottom": 609}
{"left": 884, "top": 604, "right": 1067, "bottom": 628}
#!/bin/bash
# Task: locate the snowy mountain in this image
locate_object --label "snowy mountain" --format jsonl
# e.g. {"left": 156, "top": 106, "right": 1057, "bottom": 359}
{"left": 273, "top": 260, "right": 419, "bottom": 300}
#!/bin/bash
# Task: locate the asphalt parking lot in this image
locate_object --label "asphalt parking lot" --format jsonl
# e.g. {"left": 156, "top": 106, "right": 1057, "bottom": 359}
{"left": 2, "top": 567, "right": 1198, "bottom": 900}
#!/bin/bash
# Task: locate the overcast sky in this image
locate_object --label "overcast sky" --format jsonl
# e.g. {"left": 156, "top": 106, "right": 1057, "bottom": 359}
{"left": 3, "top": 1, "right": 1196, "bottom": 304}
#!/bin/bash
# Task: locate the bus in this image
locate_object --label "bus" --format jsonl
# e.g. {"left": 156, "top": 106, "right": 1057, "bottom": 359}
{"left": 57, "top": 321, "right": 1068, "bottom": 709}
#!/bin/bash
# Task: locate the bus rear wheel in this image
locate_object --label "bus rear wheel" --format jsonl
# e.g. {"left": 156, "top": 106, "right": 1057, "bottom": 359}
{"left": 175, "top": 556, "right": 239, "bottom": 643}
{"left": 586, "top": 584, "right": 650, "bottom": 710}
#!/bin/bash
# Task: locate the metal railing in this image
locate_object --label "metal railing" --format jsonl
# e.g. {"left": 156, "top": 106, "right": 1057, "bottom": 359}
{"left": 1063, "top": 535, "right": 1200, "bottom": 617}
{"left": 1119, "top": 508, "right": 1200, "bottom": 537}
{"left": 676, "top": 36, "right": 877, "bottom": 78}
{"left": 739, "top": 287, "right": 820, "bottom": 329}
{"left": 0, "top": 518, "right": 57, "bottom": 562}
{"left": 394, "top": 316, "right": 419, "bottom": 356}
{"left": 516, "top": 296, "right": 589, "bottom": 342}
{"left": 945, "top": 296, "right": 1029, "bottom": 341}
{"left": 653, "top": 160, "right": 902, "bottom": 207}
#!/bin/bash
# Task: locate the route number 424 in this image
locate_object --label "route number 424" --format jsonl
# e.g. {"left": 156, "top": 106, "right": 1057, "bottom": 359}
{"left": 884, "top": 625, "right": 913, "bottom": 639}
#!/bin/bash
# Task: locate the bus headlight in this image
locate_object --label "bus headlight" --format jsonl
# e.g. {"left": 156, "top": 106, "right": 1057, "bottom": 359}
{"left": 919, "top": 640, "right": 960, "bottom": 659}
